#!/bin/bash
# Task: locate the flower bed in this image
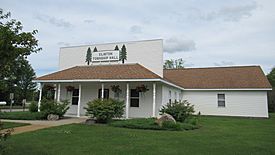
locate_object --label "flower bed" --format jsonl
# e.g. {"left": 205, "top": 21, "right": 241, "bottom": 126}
{"left": 109, "top": 118, "right": 199, "bottom": 131}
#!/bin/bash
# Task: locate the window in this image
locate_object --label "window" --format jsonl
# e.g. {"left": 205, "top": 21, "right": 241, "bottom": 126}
{"left": 217, "top": 94, "right": 225, "bottom": 107}
{"left": 174, "top": 92, "right": 177, "bottom": 102}
{"left": 72, "top": 89, "right": 79, "bottom": 105}
{"left": 98, "top": 89, "right": 109, "bottom": 99}
{"left": 169, "top": 90, "right": 172, "bottom": 103}
{"left": 130, "top": 89, "right": 139, "bottom": 107}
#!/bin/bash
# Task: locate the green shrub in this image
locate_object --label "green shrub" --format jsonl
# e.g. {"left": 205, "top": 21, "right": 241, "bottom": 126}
{"left": 29, "top": 101, "right": 38, "bottom": 112}
{"left": 110, "top": 118, "right": 163, "bottom": 130}
{"left": 0, "top": 111, "right": 45, "bottom": 120}
{"left": 162, "top": 121, "right": 181, "bottom": 131}
{"left": 40, "top": 99, "right": 69, "bottom": 118}
{"left": 185, "top": 117, "right": 199, "bottom": 126}
{"left": 85, "top": 99, "right": 125, "bottom": 123}
{"left": 110, "top": 118, "right": 199, "bottom": 131}
{"left": 160, "top": 100, "right": 195, "bottom": 122}
{"left": 180, "top": 123, "right": 199, "bottom": 130}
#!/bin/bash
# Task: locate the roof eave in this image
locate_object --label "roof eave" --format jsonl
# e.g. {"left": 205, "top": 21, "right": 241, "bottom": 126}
{"left": 33, "top": 78, "right": 185, "bottom": 90}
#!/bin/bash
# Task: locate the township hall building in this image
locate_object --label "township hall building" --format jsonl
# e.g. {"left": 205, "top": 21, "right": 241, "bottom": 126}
{"left": 34, "top": 39, "right": 272, "bottom": 118}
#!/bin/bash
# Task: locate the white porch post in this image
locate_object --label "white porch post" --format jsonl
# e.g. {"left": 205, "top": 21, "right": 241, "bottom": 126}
{"left": 126, "top": 83, "right": 129, "bottom": 119}
{"left": 152, "top": 83, "right": 156, "bottom": 117}
{"left": 77, "top": 84, "right": 82, "bottom": 117}
{"left": 101, "top": 83, "right": 104, "bottom": 100}
{"left": 38, "top": 83, "right": 43, "bottom": 112}
{"left": 54, "top": 84, "right": 57, "bottom": 100}
{"left": 57, "top": 83, "right": 61, "bottom": 102}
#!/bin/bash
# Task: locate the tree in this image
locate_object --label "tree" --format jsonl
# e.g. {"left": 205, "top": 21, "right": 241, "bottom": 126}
{"left": 86, "top": 47, "right": 92, "bottom": 65}
{"left": 114, "top": 45, "right": 119, "bottom": 50}
{"left": 267, "top": 67, "right": 275, "bottom": 112}
{"left": 163, "top": 58, "right": 185, "bottom": 69}
{"left": 267, "top": 67, "right": 275, "bottom": 87}
{"left": 0, "top": 9, "right": 41, "bottom": 101}
{"left": 13, "top": 57, "right": 36, "bottom": 102}
{"left": 93, "top": 47, "right": 98, "bottom": 52}
{"left": 120, "top": 44, "right": 127, "bottom": 64}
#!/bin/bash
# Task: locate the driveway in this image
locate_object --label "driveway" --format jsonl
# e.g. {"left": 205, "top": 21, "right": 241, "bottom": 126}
{"left": 1, "top": 117, "right": 87, "bottom": 134}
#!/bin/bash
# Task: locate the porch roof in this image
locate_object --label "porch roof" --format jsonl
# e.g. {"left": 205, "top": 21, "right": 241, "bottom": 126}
{"left": 36, "top": 63, "right": 161, "bottom": 81}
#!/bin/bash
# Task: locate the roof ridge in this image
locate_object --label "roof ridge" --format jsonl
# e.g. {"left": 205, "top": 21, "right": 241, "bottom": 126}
{"left": 164, "top": 65, "right": 260, "bottom": 71}
{"left": 134, "top": 64, "right": 162, "bottom": 78}
{"left": 75, "top": 63, "right": 139, "bottom": 67}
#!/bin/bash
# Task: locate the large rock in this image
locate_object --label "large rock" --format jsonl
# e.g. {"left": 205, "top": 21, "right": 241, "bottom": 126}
{"left": 155, "top": 113, "right": 176, "bottom": 127}
{"left": 47, "top": 114, "right": 59, "bottom": 121}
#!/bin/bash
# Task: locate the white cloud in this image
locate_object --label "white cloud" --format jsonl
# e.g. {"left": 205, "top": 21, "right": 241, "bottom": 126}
{"left": 129, "top": 25, "right": 142, "bottom": 34}
{"left": 34, "top": 14, "right": 73, "bottom": 28}
{"left": 164, "top": 37, "right": 196, "bottom": 53}
{"left": 214, "top": 61, "right": 235, "bottom": 66}
{"left": 201, "top": 1, "right": 258, "bottom": 22}
{"left": 84, "top": 19, "right": 95, "bottom": 23}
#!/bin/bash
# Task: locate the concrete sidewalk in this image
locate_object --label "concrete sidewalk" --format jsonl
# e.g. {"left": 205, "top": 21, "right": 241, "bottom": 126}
{"left": 1, "top": 117, "right": 87, "bottom": 135}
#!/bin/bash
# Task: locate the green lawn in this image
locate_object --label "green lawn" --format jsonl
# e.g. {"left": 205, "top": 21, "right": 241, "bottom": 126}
{"left": 5, "top": 114, "right": 275, "bottom": 155}
{"left": 1, "top": 122, "right": 29, "bottom": 129}
{"left": 0, "top": 111, "right": 45, "bottom": 120}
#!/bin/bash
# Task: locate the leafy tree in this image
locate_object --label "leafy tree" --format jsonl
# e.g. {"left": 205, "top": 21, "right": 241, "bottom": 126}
{"left": 85, "top": 47, "right": 92, "bottom": 65}
{"left": 114, "top": 45, "right": 119, "bottom": 50}
{"left": 0, "top": 9, "right": 41, "bottom": 102}
{"left": 120, "top": 44, "right": 127, "bottom": 64}
{"left": 163, "top": 58, "right": 185, "bottom": 69}
{"left": 93, "top": 47, "right": 98, "bottom": 52}
{"left": 267, "top": 67, "right": 275, "bottom": 87}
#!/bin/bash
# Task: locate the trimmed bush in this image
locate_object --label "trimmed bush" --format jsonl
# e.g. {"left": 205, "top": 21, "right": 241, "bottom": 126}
{"left": 85, "top": 99, "right": 124, "bottom": 123}
{"left": 29, "top": 101, "right": 38, "bottom": 112}
{"left": 40, "top": 99, "right": 69, "bottom": 118}
{"left": 160, "top": 100, "right": 195, "bottom": 122}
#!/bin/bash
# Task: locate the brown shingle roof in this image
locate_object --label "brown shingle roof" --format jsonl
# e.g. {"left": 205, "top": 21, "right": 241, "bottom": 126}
{"left": 36, "top": 63, "right": 161, "bottom": 80}
{"left": 164, "top": 66, "right": 272, "bottom": 89}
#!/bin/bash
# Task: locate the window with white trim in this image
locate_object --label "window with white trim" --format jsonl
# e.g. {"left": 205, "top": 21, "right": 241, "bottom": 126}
{"left": 217, "top": 94, "right": 225, "bottom": 107}
{"left": 174, "top": 92, "right": 177, "bottom": 102}
{"left": 72, "top": 89, "right": 79, "bottom": 105}
{"left": 130, "top": 89, "right": 139, "bottom": 107}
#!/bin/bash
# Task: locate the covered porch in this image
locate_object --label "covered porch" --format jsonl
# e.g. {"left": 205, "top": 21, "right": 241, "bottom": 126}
{"left": 38, "top": 81, "right": 162, "bottom": 118}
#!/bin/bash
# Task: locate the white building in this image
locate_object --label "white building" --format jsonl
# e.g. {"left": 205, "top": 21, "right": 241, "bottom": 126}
{"left": 35, "top": 39, "right": 272, "bottom": 118}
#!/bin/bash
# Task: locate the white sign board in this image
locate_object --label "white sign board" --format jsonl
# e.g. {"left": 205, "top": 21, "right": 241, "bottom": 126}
{"left": 92, "top": 50, "right": 120, "bottom": 62}
{"left": 10, "top": 93, "right": 14, "bottom": 100}
{"left": 0, "top": 101, "right": 7, "bottom": 105}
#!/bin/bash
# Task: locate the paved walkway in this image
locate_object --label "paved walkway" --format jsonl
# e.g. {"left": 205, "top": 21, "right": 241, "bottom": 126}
{"left": 1, "top": 117, "right": 87, "bottom": 135}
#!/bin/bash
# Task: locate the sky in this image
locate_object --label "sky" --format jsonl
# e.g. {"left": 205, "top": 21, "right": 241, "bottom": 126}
{"left": 1, "top": 0, "right": 275, "bottom": 76}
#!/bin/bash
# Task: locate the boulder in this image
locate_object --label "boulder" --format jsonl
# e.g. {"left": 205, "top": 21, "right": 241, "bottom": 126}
{"left": 47, "top": 114, "right": 59, "bottom": 121}
{"left": 85, "top": 118, "right": 95, "bottom": 125}
{"left": 155, "top": 113, "right": 176, "bottom": 127}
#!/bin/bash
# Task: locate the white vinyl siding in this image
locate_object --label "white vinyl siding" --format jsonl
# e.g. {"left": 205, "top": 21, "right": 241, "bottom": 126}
{"left": 182, "top": 90, "right": 269, "bottom": 118}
